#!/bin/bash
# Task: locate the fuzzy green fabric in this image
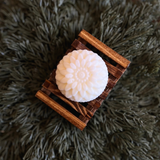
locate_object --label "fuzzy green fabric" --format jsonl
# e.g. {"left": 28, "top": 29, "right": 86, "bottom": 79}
{"left": 0, "top": 0, "right": 160, "bottom": 160}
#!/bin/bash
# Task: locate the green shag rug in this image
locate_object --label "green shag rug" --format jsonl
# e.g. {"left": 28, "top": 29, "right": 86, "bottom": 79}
{"left": 0, "top": 0, "right": 160, "bottom": 160}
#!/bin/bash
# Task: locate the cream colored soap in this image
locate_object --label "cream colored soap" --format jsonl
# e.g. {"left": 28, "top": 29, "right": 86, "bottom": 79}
{"left": 55, "top": 49, "right": 108, "bottom": 102}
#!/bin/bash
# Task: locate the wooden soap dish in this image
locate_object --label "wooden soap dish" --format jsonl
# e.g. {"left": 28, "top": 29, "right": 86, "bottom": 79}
{"left": 35, "top": 30, "right": 131, "bottom": 130}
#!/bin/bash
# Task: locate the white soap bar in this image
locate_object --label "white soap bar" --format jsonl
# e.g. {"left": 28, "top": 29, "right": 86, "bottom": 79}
{"left": 55, "top": 49, "right": 108, "bottom": 102}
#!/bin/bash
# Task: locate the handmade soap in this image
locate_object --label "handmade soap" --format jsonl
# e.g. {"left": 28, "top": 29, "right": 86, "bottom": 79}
{"left": 55, "top": 49, "right": 108, "bottom": 102}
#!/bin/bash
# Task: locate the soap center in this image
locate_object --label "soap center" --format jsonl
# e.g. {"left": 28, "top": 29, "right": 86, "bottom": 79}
{"left": 78, "top": 71, "right": 85, "bottom": 79}
{"left": 75, "top": 68, "right": 89, "bottom": 82}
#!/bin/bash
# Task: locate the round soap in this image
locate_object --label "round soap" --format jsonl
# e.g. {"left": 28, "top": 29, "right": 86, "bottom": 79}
{"left": 55, "top": 49, "right": 108, "bottom": 102}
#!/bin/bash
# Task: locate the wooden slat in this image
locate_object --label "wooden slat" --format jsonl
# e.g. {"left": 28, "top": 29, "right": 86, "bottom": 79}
{"left": 72, "top": 39, "right": 123, "bottom": 79}
{"left": 72, "top": 39, "right": 90, "bottom": 51}
{"left": 78, "top": 37, "right": 87, "bottom": 45}
{"left": 79, "top": 115, "right": 89, "bottom": 124}
{"left": 107, "top": 78, "right": 117, "bottom": 89}
{"left": 86, "top": 104, "right": 97, "bottom": 114}
{"left": 116, "top": 64, "right": 126, "bottom": 72}
{"left": 87, "top": 97, "right": 102, "bottom": 112}
{"left": 42, "top": 80, "right": 93, "bottom": 119}
{"left": 49, "top": 70, "right": 56, "bottom": 84}
{"left": 99, "top": 90, "right": 109, "bottom": 99}
{"left": 35, "top": 90, "right": 86, "bottom": 131}
{"left": 41, "top": 87, "right": 51, "bottom": 96}
{"left": 95, "top": 97, "right": 104, "bottom": 108}
{"left": 78, "top": 29, "right": 130, "bottom": 68}
{"left": 104, "top": 87, "right": 111, "bottom": 93}
{"left": 65, "top": 48, "right": 74, "bottom": 55}
{"left": 104, "top": 61, "right": 123, "bottom": 79}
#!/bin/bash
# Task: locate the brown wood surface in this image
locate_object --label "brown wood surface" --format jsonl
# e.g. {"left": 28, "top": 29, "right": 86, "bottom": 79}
{"left": 49, "top": 70, "right": 56, "bottom": 84}
{"left": 71, "top": 39, "right": 90, "bottom": 51}
{"left": 65, "top": 48, "right": 74, "bottom": 55}
{"left": 41, "top": 87, "right": 51, "bottom": 96}
{"left": 78, "top": 37, "right": 88, "bottom": 45}
{"left": 107, "top": 78, "right": 117, "bottom": 89}
{"left": 116, "top": 64, "right": 126, "bottom": 72}
{"left": 104, "top": 61, "right": 123, "bottom": 79}
{"left": 35, "top": 90, "right": 86, "bottom": 131}
{"left": 99, "top": 90, "right": 109, "bottom": 99}
{"left": 78, "top": 29, "right": 130, "bottom": 68}
{"left": 86, "top": 104, "right": 97, "bottom": 114}
{"left": 42, "top": 80, "right": 93, "bottom": 119}
{"left": 79, "top": 115, "right": 90, "bottom": 124}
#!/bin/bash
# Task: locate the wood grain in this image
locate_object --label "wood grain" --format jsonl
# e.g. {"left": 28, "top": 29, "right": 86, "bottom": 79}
{"left": 35, "top": 90, "right": 86, "bottom": 130}
{"left": 78, "top": 37, "right": 88, "bottom": 45}
{"left": 86, "top": 104, "right": 97, "bottom": 114}
{"left": 41, "top": 87, "right": 51, "bottom": 96}
{"left": 72, "top": 39, "right": 90, "bottom": 51}
{"left": 99, "top": 90, "right": 109, "bottom": 99}
{"left": 65, "top": 48, "right": 74, "bottom": 55}
{"left": 104, "top": 61, "right": 123, "bottom": 79}
{"left": 116, "top": 64, "right": 126, "bottom": 72}
{"left": 49, "top": 70, "right": 56, "bottom": 84}
{"left": 78, "top": 29, "right": 130, "bottom": 68}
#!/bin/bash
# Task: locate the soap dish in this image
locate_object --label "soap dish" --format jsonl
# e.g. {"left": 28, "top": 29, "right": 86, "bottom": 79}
{"left": 35, "top": 30, "right": 130, "bottom": 130}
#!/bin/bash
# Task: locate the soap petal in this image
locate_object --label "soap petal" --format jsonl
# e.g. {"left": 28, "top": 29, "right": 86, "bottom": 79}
{"left": 87, "top": 81, "right": 94, "bottom": 88}
{"left": 76, "top": 92, "right": 82, "bottom": 102}
{"left": 61, "top": 77, "right": 68, "bottom": 83}
{"left": 65, "top": 84, "right": 72, "bottom": 91}
{"left": 65, "top": 74, "right": 73, "bottom": 78}
{"left": 57, "top": 62, "right": 65, "bottom": 70}
{"left": 63, "top": 55, "right": 70, "bottom": 63}
{"left": 65, "top": 90, "right": 72, "bottom": 98}
{"left": 70, "top": 63, "right": 76, "bottom": 70}
{"left": 67, "top": 68, "right": 74, "bottom": 73}
{"left": 58, "top": 69, "right": 66, "bottom": 76}
{"left": 75, "top": 60, "right": 80, "bottom": 67}
{"left": 82, "top": 83, "right": 89, "bottom": 91}
{"left": 72, "top": 81, "right": 77, "bottom": 89}
{"left": 80, "top": 89, "right": 86, "bottom": 98}
{"left": 77, "top": 83, "right": 82, "bottom": 91}
{"left": 67, "top": 78, "right": 74, "bottom": 84}
{"left": 63, "top": 62, "right": 71, "bottom": 69}
{"left": 81, "top": 59, "right": 87, "bottom": 67}
{"left": 72, "top": 89, "right": 78, "bottom": 97}
{"left": 70, "top": 56, "right": 76, "bottom": 63}
{"left": 78, "top": 54, "right": 83, "bottom": 62}
{"left": 55, "top": 73, "right": 64, "bottom": 81}
{"left": 58, "top": 83, "right": 66, "bottom": 91}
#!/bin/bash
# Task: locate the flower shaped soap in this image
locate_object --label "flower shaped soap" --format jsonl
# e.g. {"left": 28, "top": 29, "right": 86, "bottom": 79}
{"left": 55, "top": 49, "right": 108, "bottom": 102}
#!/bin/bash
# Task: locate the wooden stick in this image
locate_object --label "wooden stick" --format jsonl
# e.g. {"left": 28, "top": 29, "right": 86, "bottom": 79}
{"left": 35, "top": 90, "right": 86, "bottom": 131}
{"left": 41, "top": 87, "right": 51, "bottom": 96}
{"left": 104, "top": 61, "right": 123, "bottom": 79}
{"left": 71, "top": 39, "right": 90, "bottom": 51}
{"left": 78, "top": 30, "right": 130, "bottom": 68}
{"left": 78, "top": 37, "right": 88, "bottom": 45}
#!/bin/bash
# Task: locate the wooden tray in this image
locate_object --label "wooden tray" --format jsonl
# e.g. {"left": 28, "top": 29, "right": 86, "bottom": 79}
{"left": 35, "top": 30, "right": 131, "bottom": 130}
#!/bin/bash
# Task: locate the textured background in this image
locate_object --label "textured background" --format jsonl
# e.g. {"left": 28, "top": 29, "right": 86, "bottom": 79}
{"left": 0, "top": 0, "right": 160, "bottom": 160}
